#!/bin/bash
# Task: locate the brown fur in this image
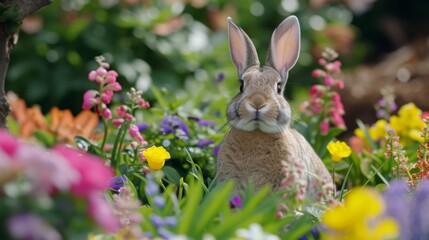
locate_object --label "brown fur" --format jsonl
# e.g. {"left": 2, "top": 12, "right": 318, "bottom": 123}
{"left": 217, "top": 16, "right": 333, "bottom": 196}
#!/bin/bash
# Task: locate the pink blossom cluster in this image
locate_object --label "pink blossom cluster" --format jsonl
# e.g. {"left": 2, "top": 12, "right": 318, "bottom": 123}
{"left": 112, "top": 186, "right": 144, "bottom": 238}
{"left": 112, "top": 87, "right": 150, "bottom": 146}
{"left": 301, "top": 48, "right": 346, "bottom": 135}
{"left": 0, "top": 130, "right": 119, "bottom": 233}
{"left": 82, "top": 56, "right": 122, "bottom": 119}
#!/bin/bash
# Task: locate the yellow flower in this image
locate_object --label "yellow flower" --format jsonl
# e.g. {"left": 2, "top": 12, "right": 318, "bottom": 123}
{"left": 389, "top": 103, "right": 425, "bottom": 146}
{"left": 322, "top": 188, "right": 399, "bottom": 240}
{"left": 142, "top": 146, "right": 171, "bottom": 170}
{"left": 327, "top": 141, "right": 352, "bottom": 162}
{"left": 369, "top": 119, "right": 388, "bottom": 141}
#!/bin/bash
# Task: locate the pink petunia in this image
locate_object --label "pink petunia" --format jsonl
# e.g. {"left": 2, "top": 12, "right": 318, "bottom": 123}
{"left": 0, "top": 130, "right": 20, "bottom": 157}
{"left": 54, "top": 145, "right": 114, "bottom": 198}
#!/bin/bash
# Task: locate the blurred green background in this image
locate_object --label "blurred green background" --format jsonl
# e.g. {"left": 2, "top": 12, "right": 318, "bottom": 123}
{"left": 6, "top": 0, "right": 429, "bottom": 116}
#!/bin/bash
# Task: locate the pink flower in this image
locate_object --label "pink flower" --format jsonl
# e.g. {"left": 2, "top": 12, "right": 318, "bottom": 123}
{"left": 325, "top": 61, "right": 341, "bottom": 73}
{"left": 101, "top": 90, "right": 113, "bottom": 104}
{"left": 112, "top": 118, "right": 124, "bottom": 128}
{"left": 323, "top": 76, "right": 334, "bottom": 86}
{"left": 15, "top": 144, "right": 79, "bottom": 193}
{"left": 125, "top": 113, "right": 134, "bottom": 122}
{"left": 96, "top": 67, "right": 107, "bottom": 76}
{"left": 137, "top": 98, "right": 149, "bottom": 108}
{"left": 108, "top": 82, "right": 122, "bottom": 91}
{"left": 312, "top": 69, "right": 326, "bottom": 78}
{"left": 54, "top": 145, "right": 114, "bottom": 198}
{"left": 116, "top": 105, "right": 127, "bottom": 117}
{"left": 82, "top": 90, "right": 98, "bottom": 110}
{"left": 88, "top": 71, "right": 97, "bottom": 81}
{"left": 336, "top": 79, "right": 344, "bottom": 89}
{"left": 88, "top": 194, "right": 120, "bottom": 233}
{"left": 101, "top": 108, "right": 112, "bottom": 119}
{"left": 320, "top": 121, "right": 330, "bottom": 135}
{"left": 332, "top": 93, "right": 345, "bottom": 114}
{"left": 309, "top": 85, "right": 324, "bottom": 98}
{"left": 129, "top": 124, "right": 145, "bottom": 143}
{"left": 331, "top": 111, "right": 345, "bottom": 128}
{"left": 0, "top": 130, "right": 20, "bottom": 156}
{"left": 318, "top": 58, "right": 327, "bottom": 65}
{"left": 8, "top": 214, "right": 61, "bottom": 240}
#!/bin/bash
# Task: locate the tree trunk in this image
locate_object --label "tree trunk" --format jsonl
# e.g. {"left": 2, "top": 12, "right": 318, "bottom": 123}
{"left": 0, "top": 0, "right": 52, "bottom": 128}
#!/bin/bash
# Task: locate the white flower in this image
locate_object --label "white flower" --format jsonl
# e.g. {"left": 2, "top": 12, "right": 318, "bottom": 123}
{"left": 236, "top": 223, "right": 280, "bottom": 240}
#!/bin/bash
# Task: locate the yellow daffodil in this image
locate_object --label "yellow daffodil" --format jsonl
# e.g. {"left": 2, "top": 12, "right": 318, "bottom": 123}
{"left": 327, "top": 141, "right": 352, "bottom": 162}
{"left": 322, "top": 188, "right": 399, "bottom": 240}
{"left": 142, "top": 146, "right": 171, "bottom": 170}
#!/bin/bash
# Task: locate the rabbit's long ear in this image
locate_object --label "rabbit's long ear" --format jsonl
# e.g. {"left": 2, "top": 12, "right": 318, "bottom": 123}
{"left": 265, "top": 16, "right": 300, "bottom": 81}
{"left": 227, "top": 17, "right": 260, "bottom": 78}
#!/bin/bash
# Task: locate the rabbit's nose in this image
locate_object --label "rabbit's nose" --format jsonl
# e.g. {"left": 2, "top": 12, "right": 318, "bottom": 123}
{"left": 249, "top": 93, "right": 267, "bottom": 110}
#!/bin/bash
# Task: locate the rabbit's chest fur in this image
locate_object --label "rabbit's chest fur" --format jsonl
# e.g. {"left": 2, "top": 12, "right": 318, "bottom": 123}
{"left": 217, "top": 128, "right": 314, "bottom": 191}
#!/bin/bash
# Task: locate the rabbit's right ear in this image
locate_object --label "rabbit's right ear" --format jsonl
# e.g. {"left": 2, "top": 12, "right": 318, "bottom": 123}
{"left": 227, "top": 17, "right": 260, "bottom": 78}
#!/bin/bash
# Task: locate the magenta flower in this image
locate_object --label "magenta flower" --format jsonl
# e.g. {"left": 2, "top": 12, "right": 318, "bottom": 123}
{"left": 82, "top": 90, "right": 98, "bottom": 110}
{"left": 323, "top": 76, "right": 334, "bottom": 86}
{"left": 15, "top": 144, "right": 80, "bottom": 193}
{"left": 116, "top": 105, "right": 127, "bottom": 117}
{"left": 101, "top": 108, "right": 112, "bottom": 119}
{"left": 230, "top": 195, "right": 243, "bottom": 208}
{"left": 54, "top": 145, "right": 114, "bottom": 198}
{"left": 129, "top": 124, "right": 145, "bottom": 144}
{"left": 320, "top": 121, "right": 330, "bottom": 135}
{"left": 112, "top": 118, "right": 124, "bottom": 128}
{"left": 0, "top": 130, "right": 20, "bottom": 156}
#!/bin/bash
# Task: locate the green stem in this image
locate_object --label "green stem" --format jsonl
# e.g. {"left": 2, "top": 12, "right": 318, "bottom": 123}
{"left": 100, "top": 117, "right": 108, "bottom": 158}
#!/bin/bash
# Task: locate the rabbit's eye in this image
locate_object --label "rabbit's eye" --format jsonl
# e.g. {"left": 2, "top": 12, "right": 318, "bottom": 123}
{"left": 277, "top": 82, "right": 282, "bottom": 94}
{"left": 239, "top": 80, "right": 244, "bottom": 93}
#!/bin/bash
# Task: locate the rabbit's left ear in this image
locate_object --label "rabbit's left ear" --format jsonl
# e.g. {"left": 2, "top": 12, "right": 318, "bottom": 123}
{"left": 265, "top": 16, "right": 300, "bottom": 80}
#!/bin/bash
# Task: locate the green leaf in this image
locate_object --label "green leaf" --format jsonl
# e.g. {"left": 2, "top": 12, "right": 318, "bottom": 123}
{"left": 284, "top": 212, "right": 319, "bottom": 240}
{"left": 192, "top": 181, "right": 235, "bottom": 237}
{"left": 150, "top": 85, "right": 169, "bottom": 110}
{"left": 177, "top": 179, "right": 204, "bottom": 234}
{"left": 33, "top": 130, "right": 56, "bottom": 147}
{"left": 163, "top": 165, "right": 181, "bottom": 185}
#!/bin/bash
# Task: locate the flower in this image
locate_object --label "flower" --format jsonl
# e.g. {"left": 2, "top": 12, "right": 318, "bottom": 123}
{"left": 8, "top": 214, "right": 61, "bottom": 240}
{"left": 82, "top": 90, "right": 98, "bottom": 110}
{"left": 88, "top": 194, "right": 120, "bottom": 233}
{"left": 327, "top": 141, "right": 351, "bottom": 162}
{"left": 236, "top": 223, "right": 280, "bottom": 240}
{"left": 383, "top": 180, "right": 429, "bottom": 240}
{"left": 197, "top": 139, "right": 214, "bottom": 148}
{"left": 230, "top": 195, "right": 243, "bottom": 208}
{"left": 142, "top": 146, "right": 171, "bottom": 170}
{"left": 0, "top": 130, "right": 20, "bottom": 156}
{"left": 160, "top": 115, "right": 189, "bottom": 139}
{"left": 110, "top": 176, "right": 127, "bottom": 191}
{"left": 54, "top": 145, "right": 114, "bottom": 198}
{"left": 322, "top": 188, "right": 399, "bottom": 240}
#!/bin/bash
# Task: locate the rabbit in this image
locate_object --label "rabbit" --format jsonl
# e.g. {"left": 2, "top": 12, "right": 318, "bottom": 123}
{"left": 216, "top": 16, "right": 333, "bottom": 197}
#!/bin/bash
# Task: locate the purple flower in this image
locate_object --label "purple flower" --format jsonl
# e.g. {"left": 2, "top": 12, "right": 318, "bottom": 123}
{"left": 197, "top": 139, "right": 214, "bottom": 148}
{"left": 137, "top": 123, "right": 149, "bottom": 132}
{"left": 383, "top": 180, "right": 429, "bottom": 240}
{"left": 150, "top": 214, "right": 164, "bottom": 227}
{"left": 197, "top": 119, "right": 216, "bottom": 127}
{"left": 160, "top": 116, "right": 189, "bottom": 138}
{"left": 163, "top": 216, "right": 177, "bottom": 227}
{"left": 216, "top": 72, "right": 225, "bottom": 83}
{"left": 8, "top": 214, "right": 61, "bottom": 240}
{"left": 213, "top": 144, "right": 221, "bottom": 156}
{"left": 153, "top": 195, "right": 166, "bottom": 209}
{"left": 110, "top": 176, "right": 127, "bottom": 191}
{"left": 230, "top": 195, "right": 243, "bottom": 208}
{"left": 145, "top": 174, "right": 159, "bottom": 196}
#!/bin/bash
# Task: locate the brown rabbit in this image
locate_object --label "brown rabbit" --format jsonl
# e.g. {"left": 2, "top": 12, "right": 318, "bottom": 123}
{"left": 216, "top": 16, "right": 333, "bottom": 195}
